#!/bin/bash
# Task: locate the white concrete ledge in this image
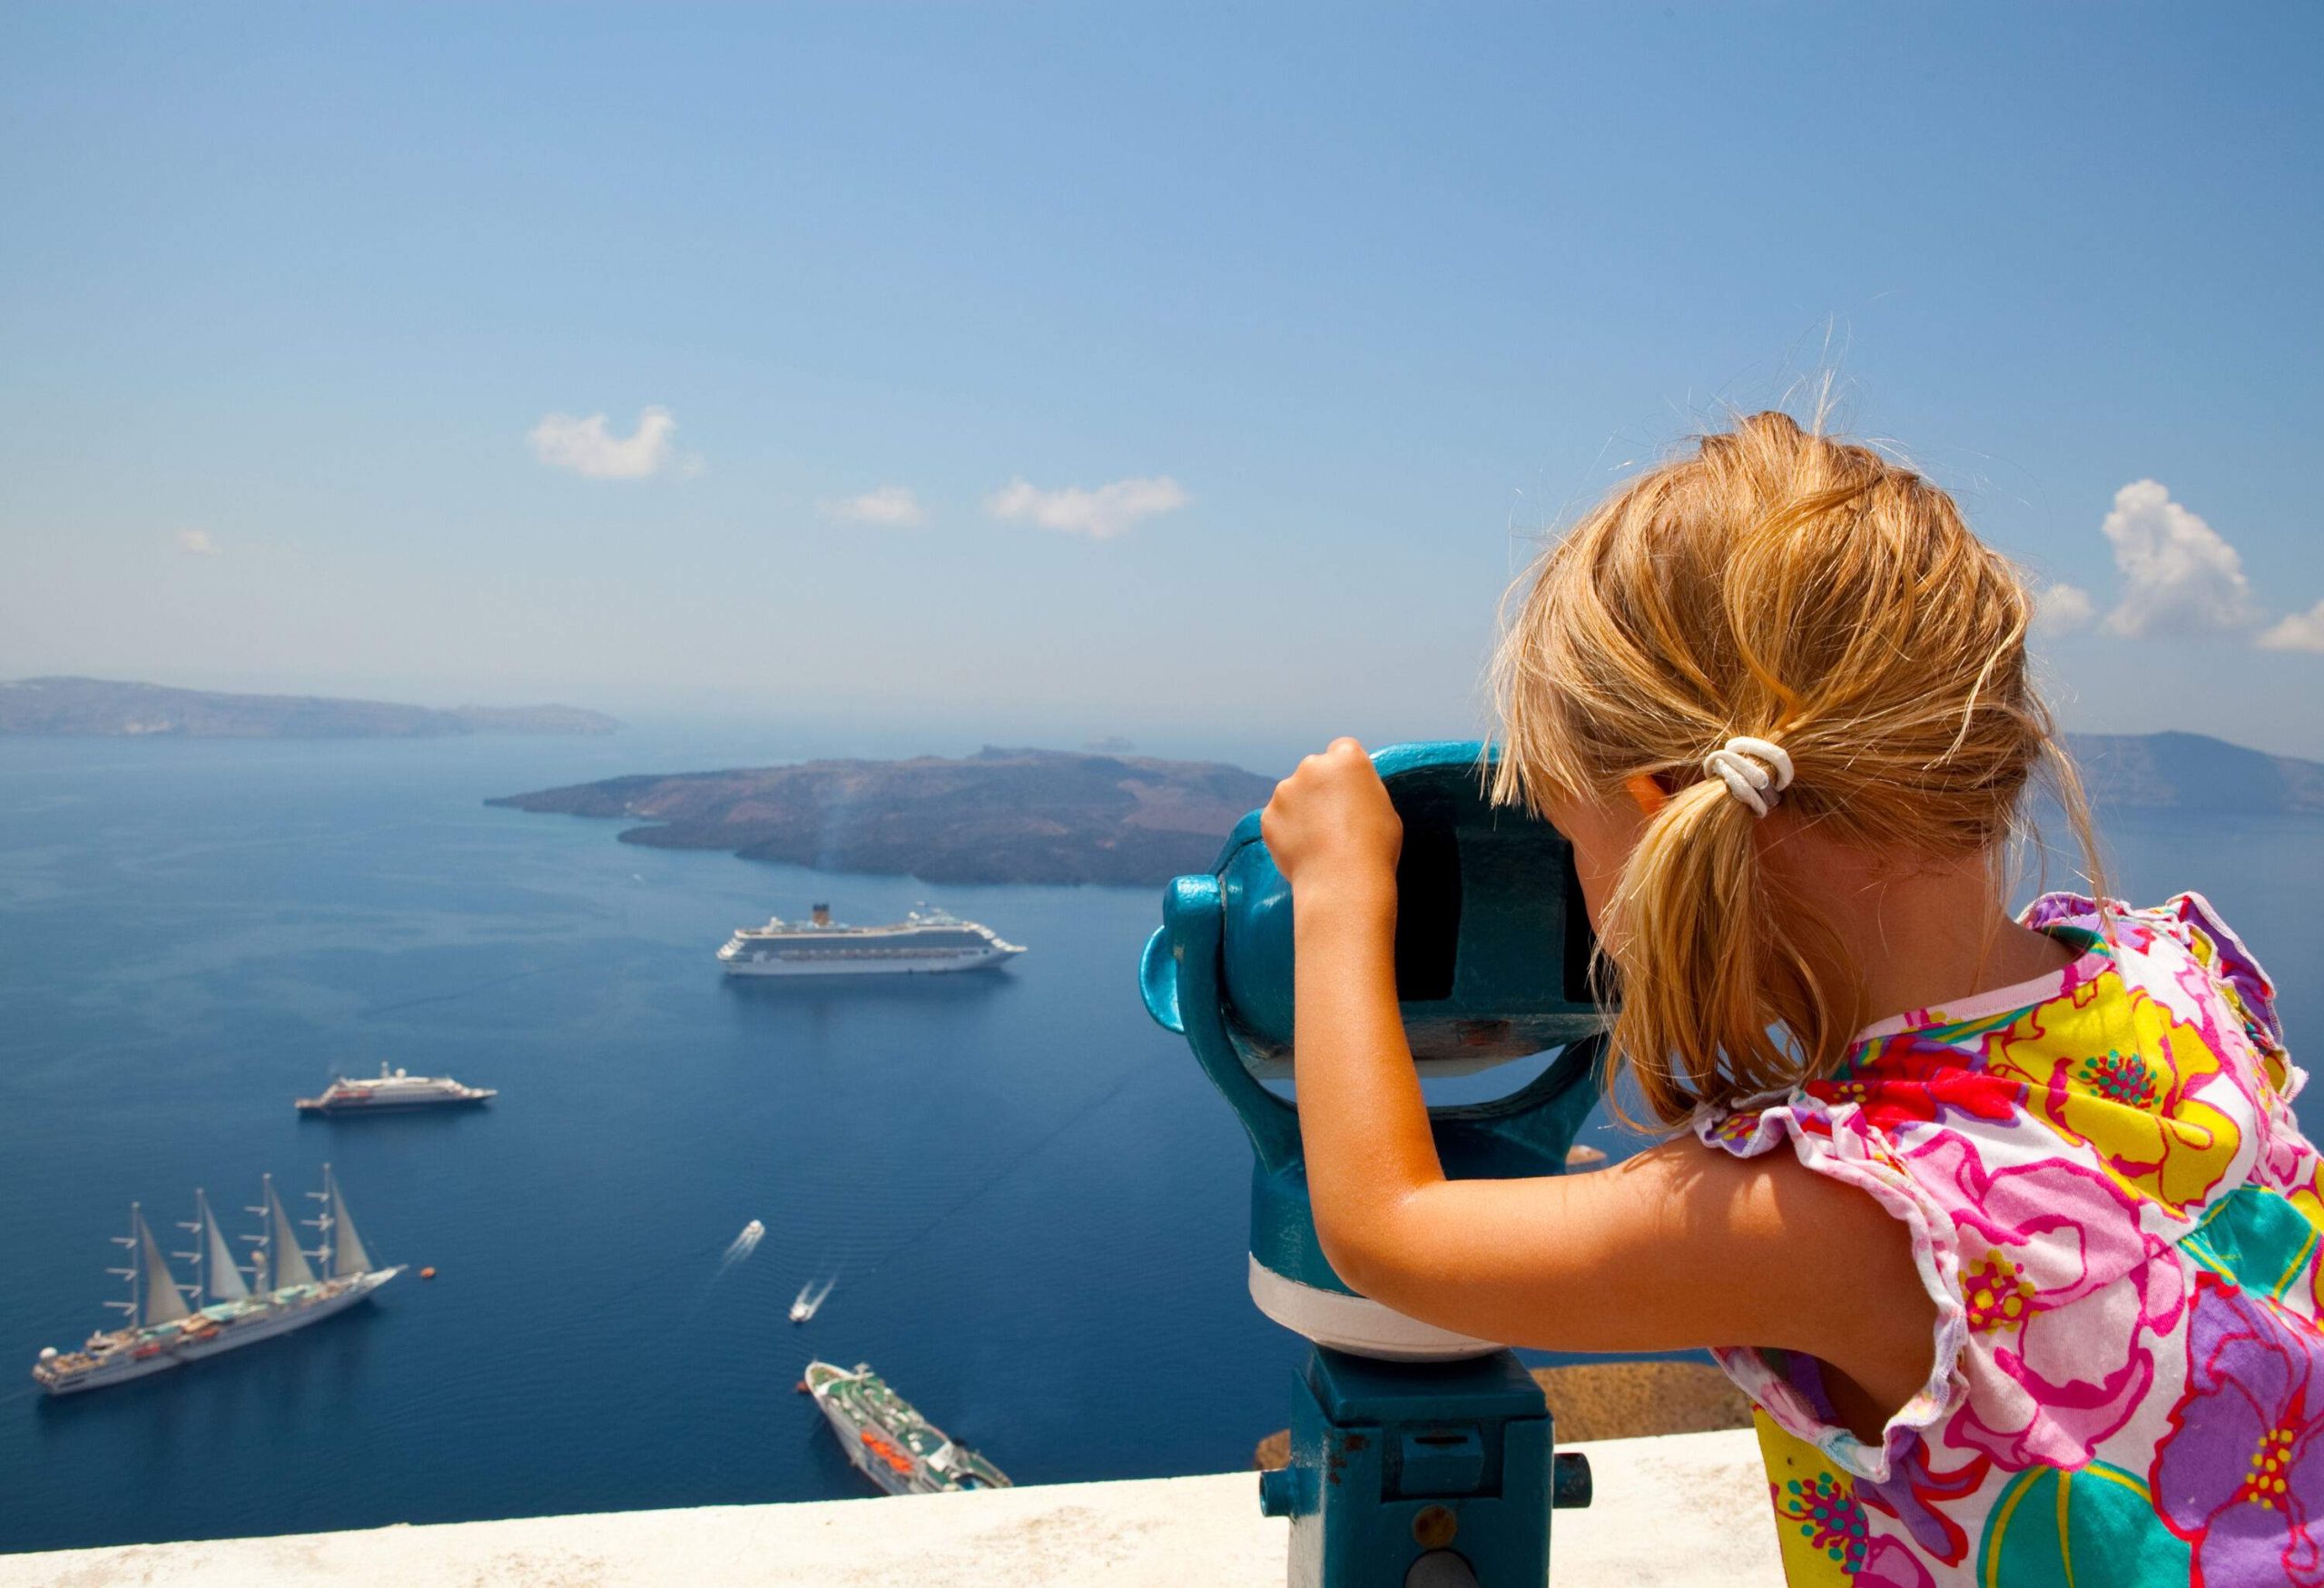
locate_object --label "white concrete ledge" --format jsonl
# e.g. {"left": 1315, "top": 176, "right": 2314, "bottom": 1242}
{"left": 0, "top": 1428, "right": 1780, "bottom": 1588}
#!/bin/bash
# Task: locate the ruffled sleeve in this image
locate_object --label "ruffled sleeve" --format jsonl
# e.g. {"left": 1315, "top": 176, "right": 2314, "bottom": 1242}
{"left": 1693, "top": 1093, "right": 1970, "bottom": 1485}
{"left": 2026, "top": 888, "right": 2298, "bottom": 1100}
{"left": 2146, "top": 891, "right": 2292, "bottom": 1078}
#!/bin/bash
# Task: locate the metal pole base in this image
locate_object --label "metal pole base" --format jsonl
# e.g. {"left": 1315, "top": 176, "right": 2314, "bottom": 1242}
{"left": 1257, "top": 1346, "right": 1590, "bottom": 1588}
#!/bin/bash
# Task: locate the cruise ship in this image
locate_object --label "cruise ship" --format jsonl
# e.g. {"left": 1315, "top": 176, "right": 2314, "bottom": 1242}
{"left": 33, "top": 1167, "right": 399, "bottom": 1396}
{"left": 717, "top": 905, "right": 1025, "bottom": 978}
{"left": 803, "top": 1360, "right": 1011, "bottom": 1494}
{"left": 297, "top": 1063, "right": 496, "bottom": 1114}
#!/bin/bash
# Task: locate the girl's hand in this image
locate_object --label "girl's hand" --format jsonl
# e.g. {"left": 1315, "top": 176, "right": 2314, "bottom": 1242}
{"left": 1262, "top": 738, "right": 1402, "bottom": 908}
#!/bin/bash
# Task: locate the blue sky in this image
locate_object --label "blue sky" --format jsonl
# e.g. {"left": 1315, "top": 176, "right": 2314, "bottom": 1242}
{"left": 5, "top": 4, "right": 2320, "bottom": 760}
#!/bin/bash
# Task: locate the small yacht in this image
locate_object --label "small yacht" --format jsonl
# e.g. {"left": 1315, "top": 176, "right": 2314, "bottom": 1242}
{"left": 790, "top": 1276, "right": 835, "bottom": 1324}
{"left": 297, "top": 1063, "right": 496, "bottom": 1114}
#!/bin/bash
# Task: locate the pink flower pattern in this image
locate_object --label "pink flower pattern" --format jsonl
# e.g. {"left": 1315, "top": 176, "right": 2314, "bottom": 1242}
{"left": 1905, "top": 1132, "right": 2188, "bottom": 1471}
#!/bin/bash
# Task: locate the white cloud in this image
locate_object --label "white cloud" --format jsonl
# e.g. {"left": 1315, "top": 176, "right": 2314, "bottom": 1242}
{"left": 527, "top": 406, "right": 683, "bottom": 480}
{"left": 2096, "top": 479, "right": 2260, "bottom": 639}
{"left": 2259, "top": 600, "right": 2324, "bottom": 654}
{"left": 2034, "top": 582, "right": 2094, "bottom": 633}
{"left": 822, "top": 485, "right": 928, "bottom": 528}
{"left": 984, "top": 475, "right": 1189, "bottom": 541}
{"left": 176, "top": 528, "right": 219, "bottom": 556}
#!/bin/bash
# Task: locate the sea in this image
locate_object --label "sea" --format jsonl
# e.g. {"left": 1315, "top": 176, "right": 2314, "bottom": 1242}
{"left": 0, "top": 729, "right": 2318, "bottom": 1554}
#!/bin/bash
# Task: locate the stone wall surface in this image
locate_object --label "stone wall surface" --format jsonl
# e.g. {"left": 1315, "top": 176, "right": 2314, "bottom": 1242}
{"left": 0, "top": 1428, "right": 1781, "bottom": 1588}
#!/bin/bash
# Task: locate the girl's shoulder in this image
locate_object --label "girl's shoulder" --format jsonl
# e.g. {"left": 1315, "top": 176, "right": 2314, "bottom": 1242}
{"left": 2022, "top": 889, "right": 2287, "bottom": 1068}
{"left": 1698, "top": 890, "right": 2298, "bottom": 1230}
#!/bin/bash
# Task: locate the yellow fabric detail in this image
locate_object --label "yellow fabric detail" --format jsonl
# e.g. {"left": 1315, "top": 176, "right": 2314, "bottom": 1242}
{"left": 1987, "top": 969, "right": 2241, "bottom": 1216}
{"left": 1982, "top": 1470, "right": 2038, "bottom": 1588}
{"left": 1752, "top": 1410, "right": 1860, "bottom": 1586}
{"left": 2056, "top": 1462, "right": 2073, "bottom": 1588}
{"left": 2286, "top": 1162, "right": 2324, "bottom": 1312}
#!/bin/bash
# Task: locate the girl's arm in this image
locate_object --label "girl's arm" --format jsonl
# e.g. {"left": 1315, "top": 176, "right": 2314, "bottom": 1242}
{"left": 1263, "top": 741, "right": 1935, "bottom": 1422}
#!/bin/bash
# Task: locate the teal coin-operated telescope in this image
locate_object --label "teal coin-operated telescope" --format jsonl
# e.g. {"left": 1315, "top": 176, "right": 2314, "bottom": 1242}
{"left": 1142, "top": 742, "right": 1609, "bottom": 1588}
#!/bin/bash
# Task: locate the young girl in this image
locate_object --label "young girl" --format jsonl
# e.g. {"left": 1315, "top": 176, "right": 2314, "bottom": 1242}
{"left": 1261, "top": 411, "right": 2309, "bottom": 1587}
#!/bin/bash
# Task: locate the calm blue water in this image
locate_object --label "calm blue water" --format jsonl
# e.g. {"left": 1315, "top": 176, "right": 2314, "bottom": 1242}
{"left": 0, "top": 733, "right": 2316, "bottom": 1553}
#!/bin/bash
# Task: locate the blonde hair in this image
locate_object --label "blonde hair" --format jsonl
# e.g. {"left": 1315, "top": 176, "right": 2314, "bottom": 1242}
{"left": 1491, "top": 410, "right": 2102, "bottom": 1125}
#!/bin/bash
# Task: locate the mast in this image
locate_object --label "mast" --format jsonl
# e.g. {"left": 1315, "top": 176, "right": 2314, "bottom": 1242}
{"left": 269, "top": 1176, "right": 317, "bottom": 1288}
{"left": 181, "top": 1189, "right": 249, "bottom": 1304}
{"left": 129, "top": 1204, "right": 191, "bottom": 1326}
{"left": 173, "top": 1199, "right": 206, "bottom": 1303}
{"left": 242, "top": 1177, "right": 274, "bottom": 1291}
{"left": 329, "top": 1166, "right": 373, "bottom": 1277}
{"left": 104, "top": 1205, "right": 141, "bottom": 1322}
{"left": 243, "top": 1173, "right": 316, "bottom": 1293}
{"left": 304, "top": 1163, "right": 373, "bottom": 1278}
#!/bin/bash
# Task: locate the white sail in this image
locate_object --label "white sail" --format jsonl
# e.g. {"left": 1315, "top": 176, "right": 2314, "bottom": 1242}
{"left": 267, "top": 1179, "right": 317, "bottom": 1289}
{"left": 328, "top": 1172, "right": 373, "bottom": 1277}
{"left": 201, "top": 1190, "right": 249, "bottom": 1302}
{"left": 135, "top": 1208, "right": 192, "bottom": 1326}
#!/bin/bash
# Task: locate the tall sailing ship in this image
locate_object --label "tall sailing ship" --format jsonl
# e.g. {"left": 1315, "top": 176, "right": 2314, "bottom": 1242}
{"left": 32, "top": 1165, "right": 399, "bottom": 1396}
{"left": 717, "top": 904, "right": 1026, "bottom": 978}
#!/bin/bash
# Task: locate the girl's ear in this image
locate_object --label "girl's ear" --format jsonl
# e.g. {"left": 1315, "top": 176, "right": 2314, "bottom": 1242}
{"left": 1623, "top": 774, "right": 1669, "bottom": 817}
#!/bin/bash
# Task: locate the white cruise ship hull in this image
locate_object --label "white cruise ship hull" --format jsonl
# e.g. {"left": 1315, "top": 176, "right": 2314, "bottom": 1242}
{"left": 722, "top": 946, "right": 1019, "bottom": 979}
{"left": 300, "top": 1093, "right": 491, "bottom": 1112}
{"left": 826, "top": 1412, "right": 932, "bottom": 1495}
{"left": 810, "top": 1395, "right": 948, "bottom": 1496}
{"left": 36, "top": 1270, "right": 399, "bottom": 1396}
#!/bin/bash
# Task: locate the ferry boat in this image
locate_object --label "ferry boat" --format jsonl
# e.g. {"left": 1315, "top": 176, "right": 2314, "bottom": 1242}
{"left": 297, "top": 1063, "right": 496, "bottom": 1113}
{"left": 717, "top": 905, "right": 1025, "bottom": 978}
{"left": 803, "top": 1360, "right": 1010, "bottom": 1494}
{"left": 32, "top": 1167, "right": 400, "bottom": 1396}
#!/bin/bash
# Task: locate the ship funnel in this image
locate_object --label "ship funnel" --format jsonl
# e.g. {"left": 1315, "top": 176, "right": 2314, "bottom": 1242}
{"left": 811, "top": 902, "right": 832, "bottom": 926}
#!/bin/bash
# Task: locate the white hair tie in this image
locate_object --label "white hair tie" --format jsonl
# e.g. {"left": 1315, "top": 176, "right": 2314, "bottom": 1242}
{"left": 1702, "top": 736, "right": 1794, "bottom": 818}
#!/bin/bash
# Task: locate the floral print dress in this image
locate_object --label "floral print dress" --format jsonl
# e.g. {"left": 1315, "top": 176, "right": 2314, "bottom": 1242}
{"left": 1695, "top": 893, "right": 2314, "bottom": 1587}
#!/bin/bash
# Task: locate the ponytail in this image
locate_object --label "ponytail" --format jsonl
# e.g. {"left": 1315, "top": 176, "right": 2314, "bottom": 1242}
{"left": 1604, "top": 774, "right": 1849, "bottom": 1123}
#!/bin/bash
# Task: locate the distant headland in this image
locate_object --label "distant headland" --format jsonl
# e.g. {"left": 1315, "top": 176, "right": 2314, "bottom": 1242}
{"left": 489, "top": 730, "right": 2321, "bottom": 888}
{"left": 489, "top": 746, "right": 1275, "bottom": 886}
{"left": 0, "top": 677, "right": 621, "bottom": 739}
{"left": 2066, "top": 732, "right": 2324, "bottom": 815}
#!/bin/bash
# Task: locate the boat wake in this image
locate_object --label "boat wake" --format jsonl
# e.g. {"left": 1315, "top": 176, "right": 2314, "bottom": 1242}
{"left": 719, "top": 1218, "right": 765, "bottom": 1270}
{"left": 790, "top": 1276, "right": 836, "bottom": 1324}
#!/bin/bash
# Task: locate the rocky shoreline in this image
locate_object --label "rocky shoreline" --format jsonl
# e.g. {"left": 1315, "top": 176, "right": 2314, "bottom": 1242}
{"left": 489, "top": 746, "right": 1275, "bottom": 887}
